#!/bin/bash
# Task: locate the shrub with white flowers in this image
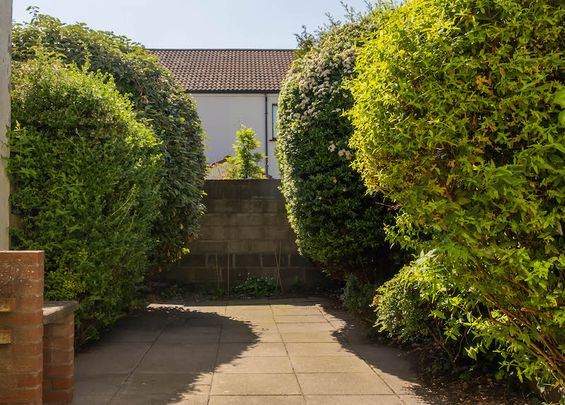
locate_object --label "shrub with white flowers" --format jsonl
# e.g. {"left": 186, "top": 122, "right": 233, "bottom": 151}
{"left": 276, "top": 17, "right": 397, "bottom": 279}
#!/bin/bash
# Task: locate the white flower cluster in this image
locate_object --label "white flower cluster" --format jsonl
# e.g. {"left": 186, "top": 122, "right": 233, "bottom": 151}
{"left": 338, "top": 149, "right": 353, "bottom": 160}
{"left": 328, "top": 142, "right": 353, "bottom": 160}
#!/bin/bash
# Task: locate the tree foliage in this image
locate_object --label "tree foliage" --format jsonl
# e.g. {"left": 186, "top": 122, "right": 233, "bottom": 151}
{"left": 349, "top": 0, "right": 565, "bottom": 387}
{"left": 12, "top": 14, "right": 206, "bottom": 270}
{"left": 9, "top": 57, "right": 162, "bottom": 342}
{"left": 277, "top": 16, "right": 396, "bottom": 278}
{"left": 225, "top": 127, "right": 266, "bottom": 179}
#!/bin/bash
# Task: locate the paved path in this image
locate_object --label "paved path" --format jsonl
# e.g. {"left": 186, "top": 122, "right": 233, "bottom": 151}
{"left": 74, "top": 298, "right": 435, "bottom": 404}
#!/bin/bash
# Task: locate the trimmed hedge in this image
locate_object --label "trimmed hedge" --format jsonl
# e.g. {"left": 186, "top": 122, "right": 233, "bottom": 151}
{"left": 350, "top": 0, "right": 564, "bottom": 386}
{"left": 12, "top": 15, "right": 206, "bottom": 270}
{"left": 277, "top": 18, "right": 395, "bottom": 278}
{"left": 9, "top": 57, "right": 162, "bottom": 342}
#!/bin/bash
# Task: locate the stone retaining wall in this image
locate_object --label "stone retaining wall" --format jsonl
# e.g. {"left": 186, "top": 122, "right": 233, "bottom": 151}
{"left": 167, "top": 180, "right": 324, "bottom": 290}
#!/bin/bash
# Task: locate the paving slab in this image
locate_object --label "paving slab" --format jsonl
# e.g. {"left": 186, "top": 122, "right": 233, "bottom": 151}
{"left": 280, "top": 331, "right": 338, "bottom": 343}
{"left": 208, "top": 396, "right": 305, "bottom": 405}
{"left": 277, "top": 322, "right": 336, "bottom": 332}
{"left": 158, "top": 325, "right": 221, "bottom": 344}
{"left": 74, "top": 374, "right": 126, "bottom": 405}
{"left": 218, "top": 342, "right": 287, "bottom": 359}
{"left": 271, "top": 305, "right": 323, "bottom": 316}
{"left": 215, "top": 356, "right": 293, "bottom": 373}
{"left": 286, "top": 342, "right": 354, "bottom": 357}
{"left": 210, "top": 373, "right": 301, "bottom": 395}
{"left": 290, "top": 355, "right": 373, "bottom": 373}
{"left": 136, "top": 343, "right": 219, "bottom": 374}
{"left": 110, "top": 392, "right": 209, "bottom": 405}
{"left": 305, "top": 395, "right": 403, "bottom": 405}
{"left": 74, "top": 298, "right": 431, "bottom": 404}
{"left": 274, "top": 315, "right": 329, "bottom": 323}
{"left": 296, "top": 373, "right": 393, "bottom": 395}
{"left": 75, "top": 342, "right": 152, "bottom": 376}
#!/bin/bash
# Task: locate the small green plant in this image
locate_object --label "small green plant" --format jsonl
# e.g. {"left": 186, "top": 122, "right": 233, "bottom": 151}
{"left": 233, "top": 275, "right": 277, "bottom": 298}
{"left": 225, "top": 127, "right": 266, "bottom": 179}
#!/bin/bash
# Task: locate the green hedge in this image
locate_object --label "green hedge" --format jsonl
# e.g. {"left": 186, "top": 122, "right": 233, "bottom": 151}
{"left": 350, "top": 0, "right": 564, "bottom": 387}
{"left": 12, "top": 15, "right": 206, "bottom": 270}
{"left": 277, "top": 18, "right": 395, "bottom": 278}
{"left": 9, "top": 57, "right": 162, "bottom": 342}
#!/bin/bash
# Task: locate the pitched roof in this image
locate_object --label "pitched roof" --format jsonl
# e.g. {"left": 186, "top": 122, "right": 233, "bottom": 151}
{"left": 150, "top": 49, "right": 294, "bottom": 93}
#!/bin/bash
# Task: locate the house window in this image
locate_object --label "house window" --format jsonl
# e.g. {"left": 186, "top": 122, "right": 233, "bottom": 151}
{"left": 271, "top": 104, "right": 278, "bottom": 140}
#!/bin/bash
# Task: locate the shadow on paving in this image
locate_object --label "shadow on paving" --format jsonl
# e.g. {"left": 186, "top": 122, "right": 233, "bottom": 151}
{"left": 319, "top": 303, "right": 531, "bottom": 405}
{"left": 318, "top": 303, "right": 453, "bottom": 405}
{"left": 74, "top": 305, "right": 258, "bottom": 405}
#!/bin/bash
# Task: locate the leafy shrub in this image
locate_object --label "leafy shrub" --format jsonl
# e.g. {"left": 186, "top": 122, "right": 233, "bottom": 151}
{"left": 374, "top": 252, "right": 480, "bottom": 369}
{"left": 341, "top": 274, "right": 377, "bottom": 321}
{"left": 9, "top": 57, "right": 161, "bottom": 342}
{"left": 233, "top": 275, "right": 277, "bottom": 298}
{"left": 226, "top": 127, "right": 266, "bottom": 179}
{"left": 374, "top": 251, "right": 517, "bottom": 379}
{"left": 277, "top": 16, "right": 396, "bottom": 278}
{"left": 12, "top": 14, "right": 206, "bottom": 270}
{"left": 350, "top": 0, "right": 565, "bottom": 387}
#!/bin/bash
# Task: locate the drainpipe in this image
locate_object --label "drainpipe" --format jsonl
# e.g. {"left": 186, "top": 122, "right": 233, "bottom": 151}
{"left": 264, "top": 93, "right": 269, "bottom": 177}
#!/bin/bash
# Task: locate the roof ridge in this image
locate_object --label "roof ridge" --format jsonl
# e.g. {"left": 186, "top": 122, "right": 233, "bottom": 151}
{"left": 149, "top": 48, "right": 295, "bottom": 52}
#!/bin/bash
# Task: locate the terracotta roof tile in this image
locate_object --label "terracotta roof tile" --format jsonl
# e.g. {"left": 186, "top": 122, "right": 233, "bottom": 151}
{"left": 150, "top": 49, "right": 294, "bottom": 93}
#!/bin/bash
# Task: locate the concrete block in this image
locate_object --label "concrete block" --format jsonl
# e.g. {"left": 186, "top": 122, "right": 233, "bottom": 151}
{"left": 233, "top": 254, "right": 261, "bottom": 268}
{"left": 199, "top": 226, "right": 231, "bottom": 240}
{"left": 206, "top": 199, "right": 241, "bottom": 213}
{"left": 190, "top": 240, "right": 227, "bottom": 254}
{"left": 179, "top": 254, "right": 207, "bottom": 268}
{"left": 261, "top": 253, "right": 288, "bottom": 268}
{"left": 200, "top": 213, "right": 230, "bottom": 227}
{"left": 249, "top": 240, "right": 280, "bottom": 253}
{"left": 204, "top": 179, "right": 282, "bottom": 200}
{"left": 289, "top": 254, "right": 313, "bottom": 268}
{"left": 236, "top": 226, "right": 264, "bottom": 240}
{"left": 265, "top": 228, "right": 292, "bottom": 241}
{"left": 226, "top": 240, "right": 252, "bottom": 254}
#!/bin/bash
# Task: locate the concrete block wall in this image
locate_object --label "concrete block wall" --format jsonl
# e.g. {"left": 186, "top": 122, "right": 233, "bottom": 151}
{"left": 167, "top": 180, "right": 323, "bottom": 289}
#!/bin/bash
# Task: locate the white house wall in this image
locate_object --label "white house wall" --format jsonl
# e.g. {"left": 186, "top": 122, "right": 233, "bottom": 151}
{"left": 191, "top": 93, "right": 280, "bottom": 178}
{"left": 0, "top": 0, "right": 11, "bottom": 249}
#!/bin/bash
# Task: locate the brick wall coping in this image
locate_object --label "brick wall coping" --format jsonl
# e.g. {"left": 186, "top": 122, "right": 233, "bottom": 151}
{"left": 43, "top": 301, "right": 79, "bottom": 325}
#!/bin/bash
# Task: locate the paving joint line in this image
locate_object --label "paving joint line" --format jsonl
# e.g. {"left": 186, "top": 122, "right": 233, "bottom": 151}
{"left": 106, "top": 315, "right": 168, "bottom": 404}
{"left": 207, "top": 303, "right": 226, "bottom": 405}
{"left": 270, "top": 301, "right": 315, "bottom": 402}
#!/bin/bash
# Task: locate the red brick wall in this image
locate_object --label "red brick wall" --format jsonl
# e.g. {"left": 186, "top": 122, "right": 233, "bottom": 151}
{"left": 43, "top": 314, "right": 75, "bottom": 405}
{"left": 0, "top": 251, "right": 44, "bottom": 405}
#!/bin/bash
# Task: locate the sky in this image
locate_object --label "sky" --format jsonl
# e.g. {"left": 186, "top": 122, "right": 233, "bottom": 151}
{"left": 12, "top": 0, "right": 373, "bottom": 49}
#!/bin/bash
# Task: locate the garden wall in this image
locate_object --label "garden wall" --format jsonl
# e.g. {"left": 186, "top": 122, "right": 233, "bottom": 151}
{"left": 0, "top": 251, "right": 78, "bottom": 405}
{"left": 0, "top": 0, "right": 11, "bottom": 250}
{"left": 167, "top": 180, "right": 325, "bottom": 290}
